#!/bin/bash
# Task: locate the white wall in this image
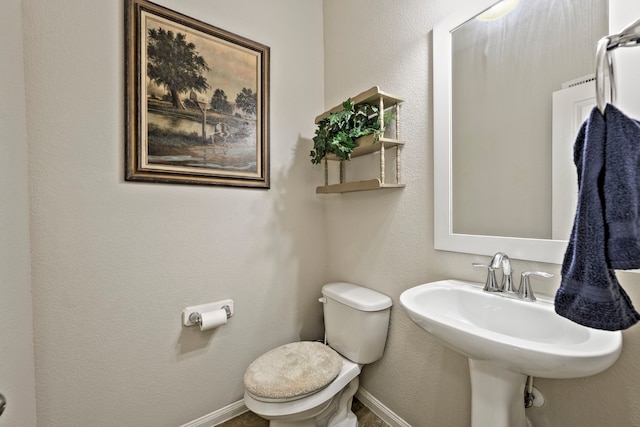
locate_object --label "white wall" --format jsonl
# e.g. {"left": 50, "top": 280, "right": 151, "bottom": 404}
{"left": 0, "top": 0, "right": 37, "bottom": 425}
{"left": 22, "top": 0, "right": 325, "bottom": 425}
{"left": 322, "top": 1, "right": 471, "bottom": 425}
{"left": 611, "top": 0, "right": 640, "bottom": 117}
{"left": 323, "top": 0, "right": 640, "bottom": 426}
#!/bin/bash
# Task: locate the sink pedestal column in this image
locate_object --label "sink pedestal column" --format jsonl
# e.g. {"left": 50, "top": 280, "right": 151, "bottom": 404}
{"left": 468, "top": 359, "right": 527, "bottom": 427}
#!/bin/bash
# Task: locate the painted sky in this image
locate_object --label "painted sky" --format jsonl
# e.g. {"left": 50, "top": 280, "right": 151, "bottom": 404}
{"left": 144, "top": 14, "right": 259, "bottom": 104}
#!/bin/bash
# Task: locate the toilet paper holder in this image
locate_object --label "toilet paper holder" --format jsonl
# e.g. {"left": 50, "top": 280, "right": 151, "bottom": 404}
{"left": 183, "top": 299, "right": 234, "bottom": 327}
{"left": 188, "top": 305, "right": 231, "bottom": 325}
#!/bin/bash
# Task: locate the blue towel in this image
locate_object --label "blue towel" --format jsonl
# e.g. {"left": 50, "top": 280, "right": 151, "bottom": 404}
{"left": 604, "top": 105, "right": 640, "bottom": 268}
{"left": 555, "top": 104, "right": 640, "bottom": 331}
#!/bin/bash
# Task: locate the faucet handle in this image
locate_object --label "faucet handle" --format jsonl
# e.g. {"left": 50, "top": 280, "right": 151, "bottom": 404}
{"left": 517, "top": 271, "right": 553, "bottom": 302}
{"left": 472, "top": 263, "right": 500, "bottom": 292}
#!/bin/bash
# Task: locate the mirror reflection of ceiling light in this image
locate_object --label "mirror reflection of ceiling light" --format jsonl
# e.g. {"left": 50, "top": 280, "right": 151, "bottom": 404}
{"left": 476, "top": 0, "right": 520, "bottom": 21}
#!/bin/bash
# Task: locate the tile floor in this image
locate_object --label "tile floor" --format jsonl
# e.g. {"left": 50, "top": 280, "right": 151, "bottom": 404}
{"left": 216, "top": 398, "right": 389, "bottom": 427}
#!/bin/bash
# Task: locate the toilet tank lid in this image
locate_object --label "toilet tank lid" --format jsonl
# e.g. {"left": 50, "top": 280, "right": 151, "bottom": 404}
{"left": 322, "top": 282, "right": 392, "bottom": 311}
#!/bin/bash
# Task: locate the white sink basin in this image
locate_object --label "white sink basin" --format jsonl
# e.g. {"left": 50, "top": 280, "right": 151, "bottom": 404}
{"left": 400, "top": 279, "right": 622, "bottom": 379}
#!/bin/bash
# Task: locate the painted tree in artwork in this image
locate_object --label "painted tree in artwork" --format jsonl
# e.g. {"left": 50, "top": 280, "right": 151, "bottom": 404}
{"left": 147, "top": 28, "right": 210, "bottom": 110}
{"left": 210, "top": 88, "right": 232, "bottom": 114}
{"left": 235, "top": 87, "right": 257, "bottom": 117}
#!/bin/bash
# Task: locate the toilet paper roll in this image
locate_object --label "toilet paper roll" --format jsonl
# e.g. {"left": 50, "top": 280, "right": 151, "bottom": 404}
{"left": 199, "top": 308, "right": 228, "bottom": 331}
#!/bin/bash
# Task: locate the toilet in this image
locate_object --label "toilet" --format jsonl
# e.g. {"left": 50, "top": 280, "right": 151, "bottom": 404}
{"left": 243, "top": 282, "right": 392, "bottom": 427}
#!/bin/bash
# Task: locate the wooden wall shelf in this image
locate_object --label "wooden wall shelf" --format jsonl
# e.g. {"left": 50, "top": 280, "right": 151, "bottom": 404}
{"left": 316, "top": 179, "right": 405, "bottom": 194}
{"left": 314, "top": 86, "right": 403, "bottom": 123}
{"left": 315, "top": 86, "right": 406, "bottom": 194}
{"left": 323, "top": 136, "right": 404, "bottom": 161}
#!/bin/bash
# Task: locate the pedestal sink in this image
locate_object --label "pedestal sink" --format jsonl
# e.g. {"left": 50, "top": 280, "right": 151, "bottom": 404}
{"left": 399, "top": 279, "right": 622, "bottom": 427}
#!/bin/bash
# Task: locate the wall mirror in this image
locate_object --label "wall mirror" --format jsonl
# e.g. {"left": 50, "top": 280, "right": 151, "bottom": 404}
{"left": 433, "top": 0, "right": 608, "bottom": 263}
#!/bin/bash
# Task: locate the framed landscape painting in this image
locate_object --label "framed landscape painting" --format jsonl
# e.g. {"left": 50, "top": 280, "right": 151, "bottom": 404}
{"left": 125, "top": 0, "right": 270, "bottom": 188}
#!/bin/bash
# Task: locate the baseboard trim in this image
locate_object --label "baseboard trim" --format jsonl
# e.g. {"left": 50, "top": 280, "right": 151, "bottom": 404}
{"left": 180, "top": 388, "right": 411, "bottom": 427}
{"left": 355, "top": 388, "right": 412, "bottom": 427}
{"left": 179, "top": 399, "right": 248, "bottom": 427}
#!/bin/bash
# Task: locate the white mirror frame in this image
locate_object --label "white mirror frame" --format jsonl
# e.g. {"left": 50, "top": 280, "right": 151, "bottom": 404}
{"left": 433, "top": 0, "right": 567, "bottom": 264}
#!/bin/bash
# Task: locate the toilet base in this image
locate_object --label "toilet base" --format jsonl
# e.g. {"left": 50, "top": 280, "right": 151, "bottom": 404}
{"left": 265, "top": 377, "right": 359, "bottom": 427}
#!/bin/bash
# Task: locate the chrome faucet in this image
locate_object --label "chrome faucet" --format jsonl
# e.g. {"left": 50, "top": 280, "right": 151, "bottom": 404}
{"left": 473, "top": 252, "right": 514, "bottom": 293}
{"left": 489, "top": 252, "right": 516, "bottom": 294}
{"left": 473, "top": 252, "right": 552, "bottom": 301}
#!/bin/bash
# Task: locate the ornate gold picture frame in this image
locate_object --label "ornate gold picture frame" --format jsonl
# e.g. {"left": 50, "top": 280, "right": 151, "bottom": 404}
{"left": 125, "top": 0, "right": 270, "bottom": 188}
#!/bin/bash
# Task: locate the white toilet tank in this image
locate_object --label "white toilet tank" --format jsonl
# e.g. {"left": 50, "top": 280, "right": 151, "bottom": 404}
{"left": 321, "top": 282, "right": 392, "bottom": 364}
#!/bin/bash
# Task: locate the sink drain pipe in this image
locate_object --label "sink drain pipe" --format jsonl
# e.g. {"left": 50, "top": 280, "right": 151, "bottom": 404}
{"left": 524, "top": 376, "right": 535, "bottom": 408}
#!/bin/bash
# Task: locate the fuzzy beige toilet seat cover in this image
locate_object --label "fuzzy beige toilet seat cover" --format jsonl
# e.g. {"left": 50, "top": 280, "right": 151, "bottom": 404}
{"left": 244, "top": 341, "right": 343, "bottom": 401}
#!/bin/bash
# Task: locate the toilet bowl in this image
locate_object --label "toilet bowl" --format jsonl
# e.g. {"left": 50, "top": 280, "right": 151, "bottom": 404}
{"left": 244, "top": 348, "right": 360, "bottom": 427}
{"left": 243, "top": 282, "right": 392, "bottom": 427}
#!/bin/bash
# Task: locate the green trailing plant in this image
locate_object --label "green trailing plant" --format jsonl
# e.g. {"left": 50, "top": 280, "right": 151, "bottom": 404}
{"left": 310, "top": 98, "right": 394, "bottom": 164}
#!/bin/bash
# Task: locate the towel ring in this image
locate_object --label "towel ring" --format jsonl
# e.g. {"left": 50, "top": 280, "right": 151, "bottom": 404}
{"left": 596, "top": 36, "right": 616, "bottom": 115}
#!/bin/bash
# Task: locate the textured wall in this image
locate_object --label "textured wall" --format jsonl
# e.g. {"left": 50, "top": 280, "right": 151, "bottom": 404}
{"left": 23, "top": 0, "right": 325, "bottom": 425}
{"left": 322, "top": 0, "right": 640, "bottom": 426}
{"left": 0, "top": 0, "right": 37, "bottom": 425}
{"left": 321, "top": 1, "right": 471, "bottom": 424}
